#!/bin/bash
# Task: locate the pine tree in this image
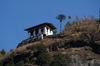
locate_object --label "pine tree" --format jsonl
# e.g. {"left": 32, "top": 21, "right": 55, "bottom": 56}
{"left": 65, "top": 21, "right": 71, "bottom": 28}
{"left": 1, "top": 49, "right": 6, "bottom": 56}
{"left": 72, "top": 20, "right": 77, "bottom": 25}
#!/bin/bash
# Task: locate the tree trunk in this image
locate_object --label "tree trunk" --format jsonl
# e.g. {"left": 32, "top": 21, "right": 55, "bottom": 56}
{"left": 60, "top": 20, "right": 62, "bottom": 33}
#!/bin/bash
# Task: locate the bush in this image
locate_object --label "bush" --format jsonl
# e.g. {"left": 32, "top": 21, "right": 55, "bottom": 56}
{"left": 72, "top": 20, "right": 77, "bottom": 25}
{"left": 51, "top": 53, "right": 70, "bottom": 66}
{"left": 5, "top": 61, "right": 15, "bottom": 66}
{"left": 15, "top": 60, "right": 24, "bottom": 66}
{"left": 30, "top": 46, "right": 36, "bottom": 51}
{"left": 65, "top": 21, "right": 71, "bottom": 28}
{"left": 25, "top": 57, "right": 29, "bottom": 63}
{"left": 37, "top": 44, "right": 48, "bottom": 54}
{"left": 0, "top": 61, "right": 3, "bottom": 66}
{"left": 0, "top": 53, "right": 3, "bottom": 58}
{"left": 53, "top": 30, "right": 57, "bottom": 35}
{"left": 37, "top": 53, "right": 51, "bottom": 65}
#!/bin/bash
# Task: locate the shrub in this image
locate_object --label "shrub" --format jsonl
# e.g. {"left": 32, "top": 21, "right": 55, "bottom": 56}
{"left": 25, "top": 57, "right": 29, "bottom": 63}
{"left": 37, "top": 44, "right": 48, "bottom": 54}
{"left": 53, "top": 30, "right": 57, "bottom": 35}
{"left": 0, "top": 61, "right": 3, "bottom": 66}
{"left": 0, "top": 53, "right": 3, "bottom": 58}
{"left": 51, "top": 53, "right": 70, "bottom": 66}
{"left": 72, "top": 20, "right": 77, "bottom": 25}
{"left": 30, "top": 46, "right": 36, "bottom": 51}
{"left": 5, "top": 61, "right": 15, "bottom": 66}
{"left": 37, "top": 53, "right": 51, "bottom": 65}
{"left": 65, "top": 21, "right": 71, "bottom": 28}
{"left": 15, "top": 60, "right": 24, "bottom": 66}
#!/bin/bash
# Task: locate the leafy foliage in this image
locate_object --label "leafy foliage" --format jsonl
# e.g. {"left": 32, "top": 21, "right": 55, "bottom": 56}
{"left": 0, "top": 61, "right": 3, "bottom": 66}
{"left": 68, "top": 16, "right": 71, "bottom": 19}
{"left": 53, "top": 30, "right": 57, "bottom": 35}
{"left": 56, "top": 14, "right": 66, "bottom": 22}
{"left": 25, "top": 57, "right": 29, "bottom": 63}
{"left": 0, "top": 49, "right": 6, "bottom": 55}
{"left": 0, "top": 53, "right": 3, "bottom": 58}
{"left": 30, "top": 45, "right": 36, "bottom": 51}
{"left": 37, "top": 53, "right": 51, "bottom": 65}
{"left": 51, "top": 53, "right": 70, "bottom": 66}
{"left": 0, "top": 49, "right": 6, "bottom": 58}
{"left": 37, "top": 44, "right": 48, "bottom": 54}
{"left": 5, "top": 61, "right": 15, "bottom": 66}
{"left": 15, "top": 60, "right": 24, "bottom": 66}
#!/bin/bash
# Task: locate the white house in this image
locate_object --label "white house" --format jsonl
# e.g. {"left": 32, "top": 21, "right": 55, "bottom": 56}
{"left": 25, "top": 22, "right": 56, "bottom": 39}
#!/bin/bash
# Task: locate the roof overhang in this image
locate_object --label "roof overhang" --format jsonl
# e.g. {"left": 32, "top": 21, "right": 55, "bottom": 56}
{"left": 24, "top": 22, "right": 56, "bottom": 31}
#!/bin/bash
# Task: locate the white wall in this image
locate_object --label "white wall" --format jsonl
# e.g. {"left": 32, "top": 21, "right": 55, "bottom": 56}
{"left": 43, "top": 26, "right": 53, "bottom": 36}
{"left": 39, "top": 29, "right": 41, "bottom": 34}
{"left": 33, "top": 31, "right": 35, "bottom": 36}
{"left": 28, "top": 32, "right": 30, "bottom": 38}
{"left": 28, "top": 25, "right": 54, "bottom": 38}
{"left": 43, "top": 27, "right": 47, "bottom": 34}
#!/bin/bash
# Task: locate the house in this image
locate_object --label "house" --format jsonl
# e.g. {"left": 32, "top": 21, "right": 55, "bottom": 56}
{"left": 25, "top": 22, "right": 56, "bottom": 39}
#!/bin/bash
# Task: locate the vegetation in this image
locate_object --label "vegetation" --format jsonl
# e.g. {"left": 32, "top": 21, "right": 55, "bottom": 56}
{"left": 37, "top": 53, "right": 51, "bottom": 65}
{"left": 65, "top": 21, "right": 71, "bottom": 28}
{"left": 5, "top": 61, "right": 15, "bottom": 66}
{"left": 15, "top": 60, "right": 24, "bottom": 66}
{"left": 72, "top": 20, "right": 77, "bottom": 25}
{"left": 0, "top": 61, "right": 3, "bottom": 66}
{"left": 1, "top": 17, "right": 100, "bottom": 66}
{"left": 53, "top": 30, "right": 57, "bottom": 35}
{"left": 56, "top": 14, "right": 66, "bottom": 33}
{"left": 68, "top": 16, "right": 71, "bottom": 19}
{"left": 25, "top": 57, "right": 29, "bottom": 63}
{"left": 0, "top": 49, "right": 6, "bottom": 58}
{"left": 51, "top": 53, "right": 70, "bottom": 66}
{"left": 37, "top": 44, "right": 48, "bottom": 54}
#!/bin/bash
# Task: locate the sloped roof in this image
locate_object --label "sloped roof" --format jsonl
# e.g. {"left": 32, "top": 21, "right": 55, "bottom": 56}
{"left": 25, "top": 22, "right": 56, "bottom": 31}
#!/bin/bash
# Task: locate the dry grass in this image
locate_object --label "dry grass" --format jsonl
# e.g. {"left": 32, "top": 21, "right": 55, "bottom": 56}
{"left": 1, "top": 19, "right": 100, "bottom": 63}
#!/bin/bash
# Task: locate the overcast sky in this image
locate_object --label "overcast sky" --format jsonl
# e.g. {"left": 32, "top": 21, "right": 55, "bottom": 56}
{"left": 0, "top": 0, "right": 100, "bottom": 52}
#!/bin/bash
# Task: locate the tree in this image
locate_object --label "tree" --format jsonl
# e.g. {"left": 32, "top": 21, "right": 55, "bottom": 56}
{"left": 53, "top": 30, "right": 57, "bottom": 35}
{"left": 64, "top": 21, "right": 71, "bottom": 28}
{"left": 99, "top": 10, "right": 100, "bottom": 21}
{"left": 56, "top": 14, "right": 66, "bottom": 33}
{"left": 68, "top": 16, "right": 71, "bottom": 19}
{"left": 99, "top": 10, "right": 100, "bottom": 28}
{"left": 72, "top": 20, "right": 77, "bottom": 25}
{"left": 0, "top": 49, "right": 6, "bottom": 56}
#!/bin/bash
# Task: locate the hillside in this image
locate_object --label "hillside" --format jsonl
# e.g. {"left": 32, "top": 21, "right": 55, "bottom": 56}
{"left": 0, "top": 19, "right": 100, "bottom": 66}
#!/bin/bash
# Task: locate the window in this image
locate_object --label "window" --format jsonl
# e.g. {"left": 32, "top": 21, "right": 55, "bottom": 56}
{"left": 36, "top": 29, "right": 38, "bottom": 35}
{"left": 31, "top": 31, "right": 33, "bottom": 35}
{"left": 47, "top": 28, "right": 48, "bottom": 34}
{"left": 41, "top": 28, "right": 44, "bottom": 33}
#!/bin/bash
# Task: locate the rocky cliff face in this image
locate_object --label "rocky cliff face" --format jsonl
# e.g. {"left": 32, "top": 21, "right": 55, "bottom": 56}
{"left": 70, "top": 55, "right": 100, "bottom": 66}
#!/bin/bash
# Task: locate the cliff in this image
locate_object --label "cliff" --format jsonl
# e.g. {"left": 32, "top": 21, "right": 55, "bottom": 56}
{"left": 0, "top": 19, "right": 100, "bottom": 66}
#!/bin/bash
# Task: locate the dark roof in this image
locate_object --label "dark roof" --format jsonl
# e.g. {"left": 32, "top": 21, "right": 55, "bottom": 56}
{"left": 25, "top": 22, "right": 56, "bottom": 31}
